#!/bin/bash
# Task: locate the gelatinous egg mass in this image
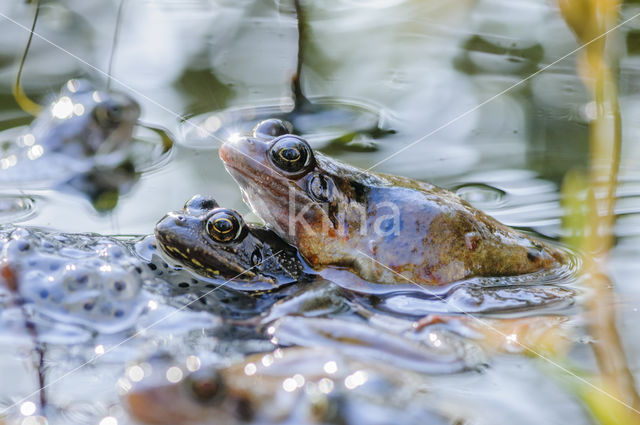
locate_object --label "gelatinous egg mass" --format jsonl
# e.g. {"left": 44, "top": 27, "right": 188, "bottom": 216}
{"left": 0, "top": 226, "right": 151, "bottom": 334}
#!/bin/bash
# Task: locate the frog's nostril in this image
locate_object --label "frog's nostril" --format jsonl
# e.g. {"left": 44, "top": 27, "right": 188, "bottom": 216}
{"left": 175, "top": 215, "right": 186, "bottom": 224}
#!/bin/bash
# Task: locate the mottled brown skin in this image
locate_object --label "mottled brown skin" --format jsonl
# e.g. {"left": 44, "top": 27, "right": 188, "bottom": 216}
{"left": 124, "top": 347, "right": 428, "bottom": 425}
{"left": 125, "top": 358, "right": 263, "bottom": 425}
{"left": 219, "top": 119, "right": 566, "bottom": 286}
{"left": 123, "top": 349, "right": 349, "bottom": 425}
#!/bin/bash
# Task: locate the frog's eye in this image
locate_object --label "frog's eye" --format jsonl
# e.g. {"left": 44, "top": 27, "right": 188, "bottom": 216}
{"left": 93, "top": 102, "right": 123, "bottom": 127}
{"left": 268, "top": 135, "right": 313, "bottom": 176}
{"left": 206, "top": 209, "right": 244, "bottom": 243}
{"left": 252, "top": 119, "right": 292, "bottom": 139}
{"left": 184, "top": 369, "right": 226, "bottom": 406}
{"left": 307, "top": 173, "right": 335, "bottom": 202}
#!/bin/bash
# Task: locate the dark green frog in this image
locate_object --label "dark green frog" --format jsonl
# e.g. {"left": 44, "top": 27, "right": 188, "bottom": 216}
{"left": 154, "top": 195, "right": 307, "bottom": 293}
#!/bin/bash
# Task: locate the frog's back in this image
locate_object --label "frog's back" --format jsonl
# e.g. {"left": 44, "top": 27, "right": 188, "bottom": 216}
{"left": 355, "top": 179, "right": 566, "bottom": 284}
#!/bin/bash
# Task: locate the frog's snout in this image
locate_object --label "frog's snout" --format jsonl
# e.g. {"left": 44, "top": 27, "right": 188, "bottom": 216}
{"left": 219, "top": 136, "right": 268, "bottom": 170}
{"left": 219, "top": 137, "right": 249, "bottom": 165}
{"left": 155, "top": 212, "right": 185, "bottom": 236}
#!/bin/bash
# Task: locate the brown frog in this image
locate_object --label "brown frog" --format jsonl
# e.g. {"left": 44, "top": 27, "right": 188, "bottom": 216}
{"left": 219, "top": 119, "right": 567, "bottom": 286}
{"left": 123, "top": 347, "right": 452, "bottom": 425}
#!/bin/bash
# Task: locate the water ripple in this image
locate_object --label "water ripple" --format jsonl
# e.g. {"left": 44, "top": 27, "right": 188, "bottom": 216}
{"left": 0, "top": 195, "right": 37, "bottom": 223}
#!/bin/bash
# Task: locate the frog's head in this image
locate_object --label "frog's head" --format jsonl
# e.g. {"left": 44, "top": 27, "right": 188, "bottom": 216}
{"left": 155, "top": 195, "right": 263, "bottom": 280}
{"left": 45, "top": 79, "right": 141, "bottom": 155}
{"left": 155, "top": 194, "right": 306, "bottom": 286}
{"left": 219, "top": 119, "right": 380, "bottom": 266}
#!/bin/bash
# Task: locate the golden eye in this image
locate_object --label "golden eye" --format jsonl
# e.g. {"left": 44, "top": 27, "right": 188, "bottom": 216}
{"left": 214, "top": 218, "right": 233, "bottom": 233}
{"left": 206, "top": 210, "right": 243, "bottom": 242}
{"left": 268, "top": 135, "right": 313, "bottom": 176}
{"left": 279, "top": 147, "right": 300, "bottom": 162}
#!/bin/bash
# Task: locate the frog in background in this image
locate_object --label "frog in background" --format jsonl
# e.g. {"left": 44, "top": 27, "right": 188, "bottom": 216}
{"left": 0, "top": 0, "right": 163, "bottom": 211}
{"left": 1, "top": 79, "right": 140, "bottom": 182}
{"left": 0, "top": 75, "right": 143, "bottom": 210}
{"left": 124, "top": 347, "right": 453, "bottom": 425}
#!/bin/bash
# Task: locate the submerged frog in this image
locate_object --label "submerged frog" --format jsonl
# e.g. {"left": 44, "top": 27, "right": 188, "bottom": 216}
{"left": 269, "top": 315, "right": 482, "bottom": 374}
{"left": 0, "top": 226, "right": 151, "bottom": 334}
{"left": 124, "top": 347, "right": 452, "bottom": 425}
{"left": 1, "top": 79, "right": 143, "bottom": 210}
{"left": 219, "top": 119, "right": 567, "bottom": 286}
{"left": 270, "top": 313, "right": 572, "bottom": 368}
{"left": 22, "top": 79, "right": 140, "bottom": 158}
{"left": 154, "top": 195, "right": 307, "bottom": 293}
{"left": 2, "top": 79, "right": 140, "bottom": 179}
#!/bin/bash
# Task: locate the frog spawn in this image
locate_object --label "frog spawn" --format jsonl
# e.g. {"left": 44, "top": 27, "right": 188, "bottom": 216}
{"left": 0, "top": 226, "right": 151, "bottom": 334}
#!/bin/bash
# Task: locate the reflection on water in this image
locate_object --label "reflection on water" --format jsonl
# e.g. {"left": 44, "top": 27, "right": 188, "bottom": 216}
{"left": 0, "top": 0, "right": 638, "bottom": 424}
{"left": 454, "top": 170, "right": 562, "bottom": 235}
{"left": 179, "top": 97, "right": 390, "bottom": 151}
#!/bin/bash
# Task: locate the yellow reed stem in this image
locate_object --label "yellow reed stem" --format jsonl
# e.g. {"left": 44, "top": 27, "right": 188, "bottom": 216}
{"left": 12, "top": 0, "right": 43, "bottom": 117}
{"left": 559, "top": 0, "right": 640, "bottom": 423}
